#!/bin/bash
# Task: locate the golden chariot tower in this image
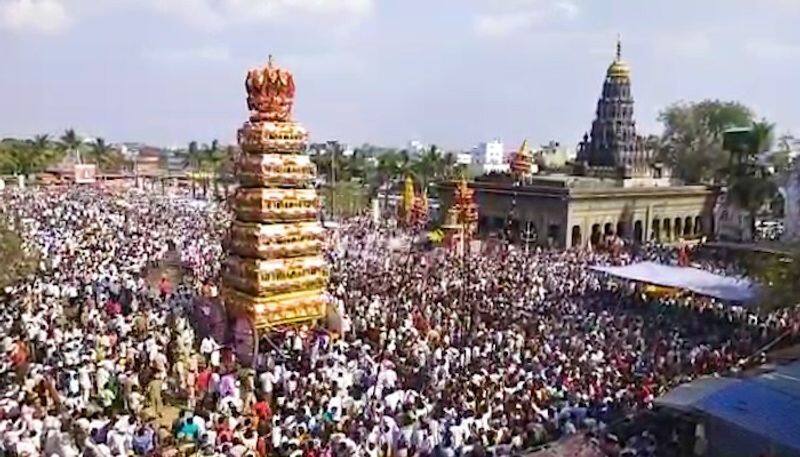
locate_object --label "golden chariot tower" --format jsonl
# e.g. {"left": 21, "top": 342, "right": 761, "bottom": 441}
{"left": 222, "top": 56, "right": 328, "bottom": 365}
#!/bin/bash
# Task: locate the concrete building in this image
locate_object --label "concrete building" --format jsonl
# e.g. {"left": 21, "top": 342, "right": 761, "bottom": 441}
{"left": 439, "top": 176, "right": 716, "bottom": 248}
{"left": 164, "top": 148, "right": 189, "bottom": 174}
{"left": 470, "top": 139, "right": 510, "bottom": 175}
{"left": 455, "top": 152, "right": 473, "bottom": 166}
{"left": 536, "top": 141, "right": 573, "bottom": 169}
{"left": 407, "top": 140, "right": 427, "bottom": 157}
{"left": 439, "top": 39, "right": 718, "bottom": 249}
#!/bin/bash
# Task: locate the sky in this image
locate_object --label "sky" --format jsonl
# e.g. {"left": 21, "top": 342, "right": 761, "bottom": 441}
{"left": 1, "top": 0, "right": 799, "bottom": 150}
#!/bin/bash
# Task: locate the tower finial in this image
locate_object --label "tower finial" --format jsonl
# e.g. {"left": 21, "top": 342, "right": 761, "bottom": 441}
{"left": 268, "top": 54, "right": 274, "bottom": 67}
{"left": 616, "top": 34, "right": 622, "bottom": 60}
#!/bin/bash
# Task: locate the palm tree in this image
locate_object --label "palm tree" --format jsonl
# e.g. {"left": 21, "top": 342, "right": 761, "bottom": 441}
{"left": 195, "top": 139, "right": 225, "bottom": 198}
{"left": 0, "top": 140, "right": 33, "bottom": 176}
{"left": 31, "top": 134, "right": 60, "bottom": 172}
{"left": 374, "top": 151, "right": 401, "bottom": 213}
{"left": 187, "top": 141, "right": 201, "bottom": 169}
{"left": 60, "top": 128, "right": 83, "bottom": 164}
{"left": 727, "top": 121, "right": 778, "bottom": 241}
{"left": 32, "top": 134, "right": 50, "bottom": 152}
{"left": 442, "top": 151, "right": 458, "bottom": 179}
{"left": 89, "top": 137, "right": 114, "bottom": 171}
{"left": 412, "top": 145, "right": 444, "bottom": 193}
{"left": 187, "top": 141, "right": 201, "bottom": 198}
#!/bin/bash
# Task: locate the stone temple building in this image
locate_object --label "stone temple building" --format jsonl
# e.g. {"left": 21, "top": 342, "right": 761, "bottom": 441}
{"left": 439, "top": 40, "right": 718, "bottom": 249}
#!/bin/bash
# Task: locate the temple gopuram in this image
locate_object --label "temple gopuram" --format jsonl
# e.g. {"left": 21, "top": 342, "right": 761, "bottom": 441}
{"left": 439, "top": 39, "right": 718, "bottom": 249}
{"left": 222, "top": 56, "right": 328, "bottom": 364}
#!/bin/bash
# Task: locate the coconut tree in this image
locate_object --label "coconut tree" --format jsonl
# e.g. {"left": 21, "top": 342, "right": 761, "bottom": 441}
{"left": 60, "top": 128, "right": 83, "bottom": 164}
{"left": 32, "top": 134, "right": 51, "bottom": 157}
{"left": 88, "top": 137, "right": 119, "bottom": 172}
{"left": 0, "top": 140, "right": 31, "bottom": 176}
{"left": 442, "top": 151, "right": 458, "bottom": 179}
{"left": 412, "top": 145, "right": 444, "bottom": 194}
{"left": 204, "top": 139, "right": 226, "bottom": 198}
{"left": 726, "top": 121, "right": 778, "bottom": 241}
{"left": 30, "top": 134, "right": 63, "bottom": 175}
{"left": 186, "top": 141, "right": 201, "bottom": 198}
{"left": 373, "top": 150, "right": 401, "bottom": 213}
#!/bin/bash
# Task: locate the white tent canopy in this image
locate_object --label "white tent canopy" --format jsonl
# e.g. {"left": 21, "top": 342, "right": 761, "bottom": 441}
{"left": 590, "top": 261, "right": 760, "bottom": 303}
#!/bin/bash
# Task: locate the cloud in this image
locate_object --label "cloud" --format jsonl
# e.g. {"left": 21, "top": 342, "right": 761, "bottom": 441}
{"left": 0, "top": 0, "right": 72, "bottom": 34}
{"left": 145, "top": 0, "right": 374, "bottom": 30}
{"left": 761, "top": 0, "right": 800, "bottom": 10}
{"left": 142, "top": 45, "right": 232, "bottom": 63}
{"left": 1, "top": 0, "right": 374, "bottom": 34}
{"left": 280, "top": 52, "right": 367, "bottom": 78}
{"left": 554, "top": 0, "right": 580, "bottom": 19}
{"left": 745, "top": 38, "right": 800, "bottom": 59}
{"left": 653, "top": 31, "right": 712, "bottom": 57}
{"left": 474, "top": 11, "right": 543, "bottom": 38}
{"left": 473, "top": 0, "right": 581, "bottom": 38}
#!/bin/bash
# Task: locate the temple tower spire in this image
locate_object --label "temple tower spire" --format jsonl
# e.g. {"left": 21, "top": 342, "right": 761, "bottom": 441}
{"left": 576, "top": 38, "right": 651, "bottom": 176}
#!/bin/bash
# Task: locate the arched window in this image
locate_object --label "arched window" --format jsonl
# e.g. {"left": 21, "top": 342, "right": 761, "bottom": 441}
{"left": 571, "top": 225, "right": 582, "bottom": 247}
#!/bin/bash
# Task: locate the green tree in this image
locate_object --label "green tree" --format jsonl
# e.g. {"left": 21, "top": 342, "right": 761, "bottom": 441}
{"left": 0, "top": 135, "right": 65, "bottom": 177}
{"left": 60, "top": 128, "right": 83, "bottom": 164}
{"left": 197, "top": 140, "right": 225, "bottom": 198}
{"left": 766, "top": 134, "right": 795, "bottom": 174}
{"left": 412, "top": 145, "right": 445, "bottom": 192}
{"left": 0, "top": 215, "right": 38, "bottom": 291}
{"left": 441, "top": 151, "right": 458, "bottom": 179}
{"left": 657, "top": 100, "right": 754, "bottom": 184}
{"left": 0, "top": 140, "right": 33, "bottom": 175}
{"left": 373, "top": 150, "right": 401, "bottom": 210}
{"left": 744, "top": 247, "right": 800, "bottom": 311}
{"left": 87, "top": 137, "right": 124, "bottom": 172}
{"left": 725, "top": 121, "right": 778, "bottom": 241}
{"left": 187, "top": 141, "right": 201, "bottom": 169}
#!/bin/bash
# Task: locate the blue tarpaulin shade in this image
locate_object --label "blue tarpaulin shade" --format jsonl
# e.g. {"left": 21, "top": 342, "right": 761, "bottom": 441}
{"left": 590, "top": 261, "right": 760, "bottom": 302}
{"left": 656, "top": 361, "right": 800, "bottom": 456}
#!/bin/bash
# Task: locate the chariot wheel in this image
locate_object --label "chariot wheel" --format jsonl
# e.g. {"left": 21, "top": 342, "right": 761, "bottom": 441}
{"left": 232, "top": 316, "right": 259, "bottom": 367}
{"left": 193, "top": 296, "right": 228, "bottom": 345}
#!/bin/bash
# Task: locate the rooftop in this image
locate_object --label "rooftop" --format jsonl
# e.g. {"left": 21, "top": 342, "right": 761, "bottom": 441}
{"left": 655, "top": 358, "right": 800, "bottom": 454}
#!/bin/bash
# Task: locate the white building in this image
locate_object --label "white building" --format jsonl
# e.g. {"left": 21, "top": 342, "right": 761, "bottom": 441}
{"left": 456, "top": 152, "right": 472, "bottom": 165}
{"left": 407, "top": 140, "right": 427, "bottom": 157}
{"left": 538, "top": 141, "right": 574, "bottom": 169}
{"left": 470, "top": 139, "right": 509, "bottom": 175}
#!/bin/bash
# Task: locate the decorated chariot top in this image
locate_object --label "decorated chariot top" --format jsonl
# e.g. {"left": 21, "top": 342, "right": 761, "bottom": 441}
{"left": 245, "top": 55, "right": 297, "bottom": 122}
{"left": 454, "top": 178, "right": 478, "bottom": 224}
{"left": 510, "top": 139, "right": 534, "bottom": 179}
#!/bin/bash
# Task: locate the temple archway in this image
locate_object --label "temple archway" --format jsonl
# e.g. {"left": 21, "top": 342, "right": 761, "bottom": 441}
{"left": 616, "top": 221, "right": 627, "bottom": 238}
{"left": 663, "top": 219, "right": 672, "bottom": 241}
{"left": 633, "top": 220, "right": 643, "bottom": 243}
{"left": 651, "top": 218, "right": 661, "bottom": 241}
{"left": 590, "top": 223, "right": 601, "bottom": 245}
{"left": 770, "top": 191, "right": 786, "bottom": 219}
{"left": 674, "top": 217, "right": 683, "bottom": 239}
{"left": 604, "top": 222, "right": 614, "bottom": 236}
{"left": 571, "top": 225, "right": 582, "bottom": 247}
{"left": 694, "top": 216, "right": 702, "bottom": 235}
{"left": 547, "top": 224, "right": 560, "bottom": 246}
{"left": 684, "top": 216, "right": 693, "bottom": 236}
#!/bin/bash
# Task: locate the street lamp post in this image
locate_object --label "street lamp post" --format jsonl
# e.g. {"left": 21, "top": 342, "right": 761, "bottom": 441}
{"left": 522, "top": 220, "right": 537, "bottom": 254}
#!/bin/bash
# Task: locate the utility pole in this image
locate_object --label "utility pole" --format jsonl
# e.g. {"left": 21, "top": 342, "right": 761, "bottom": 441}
{"left": 329, "top": 143, "right": 336, "bottom": 221}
